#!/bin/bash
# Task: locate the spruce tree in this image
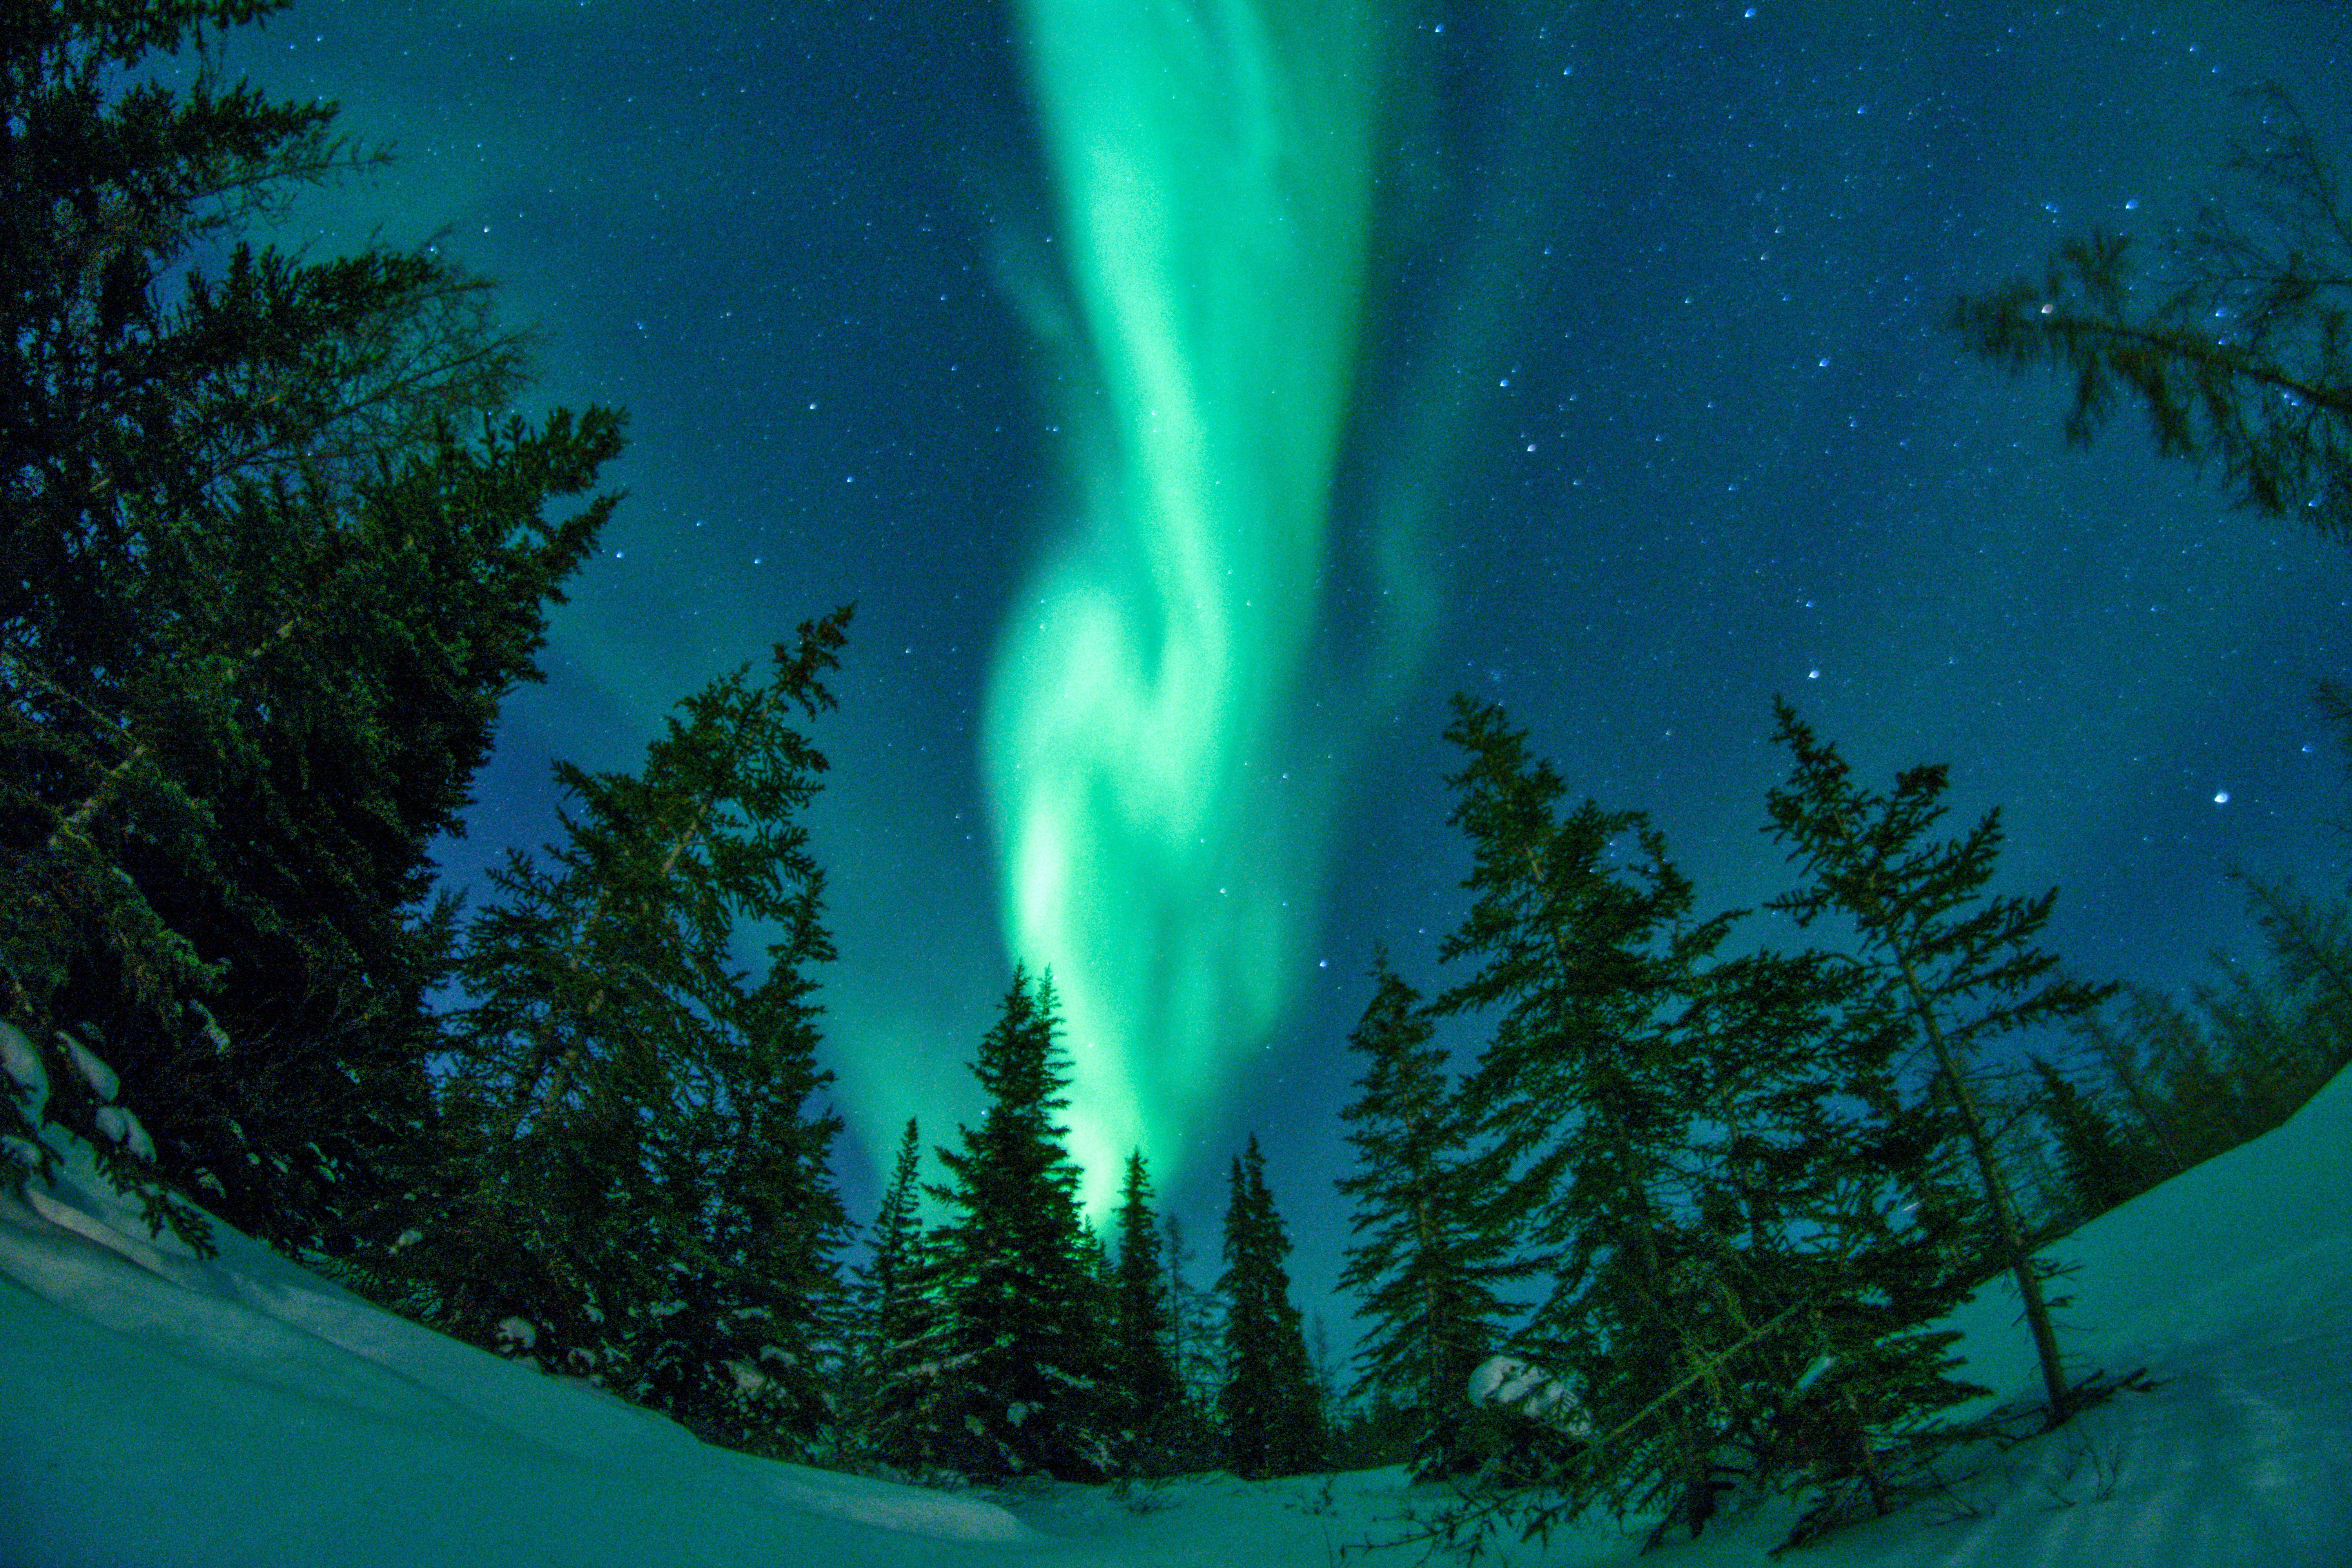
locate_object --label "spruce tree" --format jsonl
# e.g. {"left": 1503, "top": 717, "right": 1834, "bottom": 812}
{"left": 1, "top": 0, "right": 617, "bottom": 1261}
{"left": 1432, "top": 695, "right": 1753, "bottom": 1541}
{"left": 1952, "top": 83, "right": 2351, "bottom": 544}
{"left": 1160, "top": 1209, "right": 1223, "bottom": 1470}
{"left": 928, "top": 966, "right": 1110, "bottom": 1480}
{"left": 405, "top": 610, "right": 851, "bottom": 1455}
{"left": 849, "top": 1117, "right": 953, "bottom": 1471}
{"left": 1109, "top": 1149, "right": 1183, "bottom": 1474}
{"left": 1216, "top": 1135, "right": 1323, "bottom": 1479}
{"left": 629, "top": 941, "right": 848, "bottom": 1456}
{"left": 1334, "top": 947, "right": 1505, "bottom": 1475}
{"left": 2026, "top": 1055, "right": 2157, "bottom": 1220}
{"left": 1688, "top": 942, "right": 1993, "bottom": 1545}
{"left": 1763, "top": 698, "right": 2114, "bottom": 1429}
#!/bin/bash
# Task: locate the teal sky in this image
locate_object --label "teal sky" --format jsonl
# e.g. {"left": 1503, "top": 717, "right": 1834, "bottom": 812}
{"left": 217, "top": 1, "right": 2350, "bottom": 1338}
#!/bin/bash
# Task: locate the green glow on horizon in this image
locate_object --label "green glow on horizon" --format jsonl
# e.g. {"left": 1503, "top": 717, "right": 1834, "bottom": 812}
{"left": 988, "top": 0, "right": 1392, "bottom": 1213}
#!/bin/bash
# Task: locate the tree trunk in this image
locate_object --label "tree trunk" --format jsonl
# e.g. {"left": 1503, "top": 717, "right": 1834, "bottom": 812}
{"left": 1895, "top": 951, "right": 2071, "bottom": 1428}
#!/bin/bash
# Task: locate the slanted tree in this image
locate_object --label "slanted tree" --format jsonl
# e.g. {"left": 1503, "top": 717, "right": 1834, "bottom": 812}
{"left": 927, "top": 966, "right": 1111, "bottom": 1481}
{"left": 403, "top": 610, "right": 851, "bottom": 1456}
{"left": 1952, "top": 83, "right": 2352, "bottom": 544}
{"left": 0, "top": 0, "right": 617, "bottom": 1261}
{"left": 1107, "top": 1149, "right": 1184, "bottom": 1474}
{"left": 1334, "top": 947, "right": 1506, "bottom": 1476}
{"left": 1762, "top": 698, "right": 2114, "bottom": 1429}
{"left": 1689, "top": 942, "right": 1993, "bottom": 1546}
{"left": 1432, "top": 695, "right": 1756, "bottom": 1543}
{"left": 1216, "top": 1135, "right": 1323, "bottom": 1479}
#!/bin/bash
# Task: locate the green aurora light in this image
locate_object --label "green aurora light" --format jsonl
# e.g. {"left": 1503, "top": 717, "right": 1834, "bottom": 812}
{"left": 987, "top": 0, "right": 1396, "bottom": 1212}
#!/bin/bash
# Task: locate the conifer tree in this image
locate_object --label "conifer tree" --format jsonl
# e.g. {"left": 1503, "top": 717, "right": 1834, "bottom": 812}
{"left": 1, "top": 0, "right": 617, "bottom": 1261}
{"left": 627, "top": 941, "right": 848, "bottom": 1456}
{"left": 1108, "top": 1149, "right": 1183, "bottom": 1474}
{"left": 849, "top": 1117, "right": 953, "bottom": 1470}
{"left": 928, "top": 966, "right": 1110, "bottom": 1480}
{"left": 1217, "top": 1135, "right": 1323, "bottom": 1479}
{"left": 1763, "top": 698, "right": 2114, "bottom": 1429}
{"left": 1687, "top": 941, "right": 1993, "bottom": 1544}
{"left": 2025, "top": 1055, "right": 2156, "bottom": 1220}
{"left": 1952, "top": 83, "right": 2351, "bottom": 544}
{"left": 403, "top": 610, "right": 852, "bottom": 1454}
{"left": 1160, "top": 1209, "right": 1223, "bottom": 1469}
{"left": 1432, "top": 695, "right": 1755, "bottom": 1540}
{"left": 853, "top": 1118, "right": 926, "bottom": 1394}
{"left": 1335, "top": 947, "right": 1505, "bottom": 1475}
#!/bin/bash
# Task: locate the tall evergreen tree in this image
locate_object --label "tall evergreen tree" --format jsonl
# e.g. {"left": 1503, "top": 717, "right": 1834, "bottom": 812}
{"left": 1108, "top": 1149, "right": 1183, "bottom": 1474}
{"left": 1952, "top": 83, "right": 2352, "bottom": 544}
{"left": 2025, "top": 1054, "right": 2156, "bottom": 1221}
{"left": 928, "top": 966, "right": 1110, "bottom": 1480}
{"left": 628, "top": 937, "right": 848, "bottom": 1457}
{"left": 1, "top": 0, "right": 617, "bottom": 1261}
{"left": 1158, "top": 1208, "right": 1223, "bottom": 1470}
{"left": 1216, "top": 1135, "right": 1323, "bottom": 1479}
{"left": 1334, "top": 947, "right": 1505, "bottom": 1476}
{"left": 848, "top": 1117, "right": 951, "bottom": 1470}
{"left": 398, "top": 610, "right": 851, "bottom": 1455}
{"left": 1762, "top": 698, "right": 2114, "bottom": 1429}
{"left": 1686, "top": 941, "right": 1993, "bottom": 1546}
{"left": 1432, "top": 695, "right": 1754, "bottom": 1541}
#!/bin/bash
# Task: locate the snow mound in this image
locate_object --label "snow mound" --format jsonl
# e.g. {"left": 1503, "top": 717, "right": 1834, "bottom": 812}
{"left": 2, "top": 1009, "right": 2347, "bottom": 1566}
{"left": 0, "top": 1019, "right": 1031, "bottom": 1568}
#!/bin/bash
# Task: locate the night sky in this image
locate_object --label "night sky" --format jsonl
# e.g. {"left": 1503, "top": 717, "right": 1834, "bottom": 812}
{"left": 220, "top": 1, "right": 2350, "bottom": 1346}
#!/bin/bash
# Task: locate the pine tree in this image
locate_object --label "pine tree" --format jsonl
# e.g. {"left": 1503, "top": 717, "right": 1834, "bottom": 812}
{"left": 851, "top": 1119, "right": 925, "bottom": 1411}
{"left": 1334, "top": 947, "right": 1505, "bottom": 1476}
{"left": 1432, "top": 695, "right": 1755, "bottom": 1541}
{"left": 1690, "top": 942, "right": 1993, "bottom": 1546}
{"left": 1216, "top": 1135, "right": 1323, "bottom": 1479}
{"left": 1160, "top": 1209, "right": 1223, "bottom": 1471}
{"left": 1108, "top": 1149, "right": 1183, "bottom": 1474}
{"left": 2026, "top": 1055, "right": 2157, "bottom": 1220}
{"left": 403, "top": 610, "right": 851, "bottom": 1455}
{"left": 629, "top": 939, "right": 849, "bottom": 1457}
{"left": 848, "top": 1117, "right": 952, "bottom": 1470}
{"left": 1952, "top": 83, "right": 2351, "bottom": 543}
{"left": 1763, "top": 698, "right": 2114, "bottom": 1429}
{"left": 928, "top": 966, "right": 1111, "bottom": 1481}
{"left": 0, "top": 0, "right": 617, "bottom": 1260}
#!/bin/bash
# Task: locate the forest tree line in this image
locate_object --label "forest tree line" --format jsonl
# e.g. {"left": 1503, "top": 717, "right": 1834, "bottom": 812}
{"left": 5, "top": 2, "right": 2349, "bottom": 1552}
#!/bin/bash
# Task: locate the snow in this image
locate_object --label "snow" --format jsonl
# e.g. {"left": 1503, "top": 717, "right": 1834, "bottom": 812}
{"left": 2, "top": 1010, "right": 2347, "bottom": 1566}
{"left": 1470, "top": 1354, "right": 1579, "bottom": 1417}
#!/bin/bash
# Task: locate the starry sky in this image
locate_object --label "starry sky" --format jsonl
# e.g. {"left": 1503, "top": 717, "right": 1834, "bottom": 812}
{"left": 220, "top": 1, "right": 2350, "bottom": 1347}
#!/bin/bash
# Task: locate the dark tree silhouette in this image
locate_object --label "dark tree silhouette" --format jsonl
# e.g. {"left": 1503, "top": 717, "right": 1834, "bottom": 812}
{"left": 1335, "top": 946, "right": 1506, "bottom": 1475}
{"left": 403, "top": 611, "right": 852, "bottom": 1457}
{"left": 1764, "top": 699, "right": 2114, "bottom": 1429}
{"left": 1217, "top": 1135, "right": 1324, "bottom": 1479}
{"left": 1107, "top": 1149, "right": 1184, "bottom": 1473}
{"left": 1, "top": 0, "right": 617, "bottom": 1259}
{"left": 927, "top": 966, "right": 1110, "bottom": 1480}
{"left": 1953, "top": 84, "right": 2352, "bottom": 543}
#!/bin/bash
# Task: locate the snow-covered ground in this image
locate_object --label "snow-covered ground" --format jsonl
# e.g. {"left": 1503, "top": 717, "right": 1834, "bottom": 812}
{"left": 4, "top": 1016, "right": 2347, "bottom": 1567}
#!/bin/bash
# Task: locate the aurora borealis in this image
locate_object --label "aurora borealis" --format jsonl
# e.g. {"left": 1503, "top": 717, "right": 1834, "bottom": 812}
{"left": 986, "top": 0, "right": 1396, "bottom": 1208}
{"left": 221, "top": 1, "right": 2350, "bottom": 1328}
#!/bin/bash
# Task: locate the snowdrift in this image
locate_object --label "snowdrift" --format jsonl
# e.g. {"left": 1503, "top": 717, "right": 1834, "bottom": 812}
{"left": 2, "top": 1011, "right": 2346, "bottom": 1566}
